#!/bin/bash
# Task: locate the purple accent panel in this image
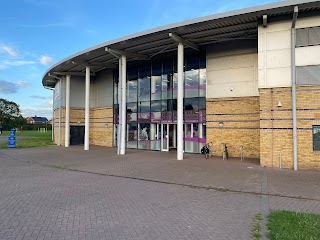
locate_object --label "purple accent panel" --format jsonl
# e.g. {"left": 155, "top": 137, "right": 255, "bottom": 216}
{"left": 138, "top": 113, "right": 150, "bottom": 123}
{"left": 184, "top": 85, "right": 199, "bottom": 90}
{"left": 151, "top": 112, "right": 161, "bottom": 123}
{"left": 199, "top": 84, "right": 206, "bottom": 90}
{"left": 184, "top": 137, "right": 198, "bottom": 143}
{"left": 184, "top": 110, "right": 199, "bottom": 123}
{"left": 184, "top": 137, "right": 206, "bottom": 143}
{"left": 199, "top": 110, "right": 206, "bottom": 122}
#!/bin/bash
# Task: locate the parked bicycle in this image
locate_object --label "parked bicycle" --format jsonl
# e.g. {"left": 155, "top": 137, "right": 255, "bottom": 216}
{"left": 201, "top": 142, "right": 213, "bottom": 159}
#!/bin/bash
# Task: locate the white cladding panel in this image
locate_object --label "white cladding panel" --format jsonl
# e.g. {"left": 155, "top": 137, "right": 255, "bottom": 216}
{"left": 70, "top": 76, "right": 86, "bottom": 108}
{"left": 296, "top": 45, "right": 320, "bottom": 66}
{"left": 258, "top": 21, "right": 292, "bottom": 88}
{"left": 207, "top": 49, "right": 258, "bottom": 98}
{"left": 258, "top": 16, "right": 320, "bottom": 89}
{"left": 92, "top": 69, "right": 114, "bottom": 107}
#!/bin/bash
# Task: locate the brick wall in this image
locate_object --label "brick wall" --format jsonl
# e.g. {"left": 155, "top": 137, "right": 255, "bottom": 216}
{"left": 90, "top": 107, "right": 113, "bottom": 147}
{"left": 260, "top": 86, "right": 320, "bottom": 170}
{"left": 53, "top": 107, "right": 113, "bottom": 147}
{"left": 206, "top": 97, "right": 260, "bottom": 159}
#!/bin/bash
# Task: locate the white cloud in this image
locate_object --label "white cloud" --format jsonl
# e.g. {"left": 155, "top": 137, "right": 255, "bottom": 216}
{"left": 39, "top": 55, "right": 54, "bottom": 66}
{"left": 0, "top": 80, "right": 19, "bottom": 94}
{"left": 0, "top": 60, "right": 36, "bottom": 70}
{"left": 48, "top": 100, "right": 53, "bottom": 106}
{"left": 15, "top": 80, "right": 32, "bottom": 87}
{"left": 30, "top": 95, "right": 52, "bottom": 99}
{"left": 1, "top": 45, "right": 18, "bottom": 57}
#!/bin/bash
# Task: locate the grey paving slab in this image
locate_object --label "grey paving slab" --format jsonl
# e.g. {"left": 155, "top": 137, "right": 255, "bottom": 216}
{"left": 0, "top": 152, "right": 260, "bottom": 239}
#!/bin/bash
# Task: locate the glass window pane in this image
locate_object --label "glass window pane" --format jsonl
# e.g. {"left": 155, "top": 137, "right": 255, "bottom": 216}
{"left": 127, "top": 113, "right": 137, "bottom": 123}
{"left": 184, "top": 98, "right": 199, "bottom": 111}
{"left": 313, "top": 125, "right": 320, "bottom": 151}
{"left": 127, "top": 123, "right": 137, "bottom": 149}
{"left": 150, "top": 100, "right": 161, "bottom": 112}
{"left": 185, "top": 69, "right": 199, "bottom": 98}
{"left": 162, "top": 74, "right": 172, "bottom": 100}
{"left": 163, "top": 58, "right": 172, "bottom": 74}
{"left": 138, "top": 123, "right": 150, "bottom": 150}
{"left": 138, "top": 113, "right": 150, "bottom": 123}
{"left": 173, "top": 73, "right": 178, "bottom": 99}
{"left": 139, "top": 63, "right": 151, "bottom": 78}
{"left": 138, "top": 101, "right": 150, "bottom": 113}
{"left": 138, "top": 77, "right": 150, "bottom": 101}
{"left": 199, "top": 69, "right": 206, "bottom": 97}
{"left": 151, "top": 76, "right": 161, "bottom": 100}
{"left": 127, "top": 80, "right": 137, "bottom": 103}
{"left": 151, "top": 112, "right": 161, "bottom": 123}
{"left": 186, "top": 53, "right": 199, "bottom": 70}
{"left": 127, "top": 102, "right": 137, "bottom": 113}
{"left": 200, "top": 51, "right": 206, "bottom": 68}
{"left": 150, "top": 123, "right": 161, "bottom": 150}
{"left": 128, "top": 66, "right": 138, "bottom": 80}
{"left": 152, "top": 59, "right": 162, "bottom": 75}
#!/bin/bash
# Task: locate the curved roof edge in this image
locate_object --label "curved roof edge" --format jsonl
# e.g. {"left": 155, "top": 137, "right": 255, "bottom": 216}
{"left": 42, "top": 0, "right": 320, "bottom": 86}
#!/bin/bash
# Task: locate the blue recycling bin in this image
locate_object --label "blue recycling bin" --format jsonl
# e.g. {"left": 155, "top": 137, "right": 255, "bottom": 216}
{"left": 8, "top": 136, "right": 16, "bottom": 148}
{"left": 10, "top": 129, "right": 16, "bottom": 136}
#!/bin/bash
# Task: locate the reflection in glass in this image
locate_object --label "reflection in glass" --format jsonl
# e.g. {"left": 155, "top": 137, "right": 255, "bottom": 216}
{"left": 138, "top": 101, "right": 150, "bottom": 113}
{"left": 138, "top": 123, "right": 150, "bottom": 150}
{"left": 173, "top": 73, "right": 178, "bottom": 99}
{"left": 139, "top": 77, "right": 151, "bottom": 101}
{"left": 199, "top": 69, "right": 206, "bottom": 97}
{"left": 161, "top": 74, "right": 172, "bottom": 100}
{"left": 185, "top": 69, "right": 199, "bottom": 98}
{"left": 127, "top": 80, "right": 137, "bottom": 103}
{"left": 150, "top": 101, "right": 161, "bottom": 112}
{"left": 127, "top": 123, "right": 137, "bottom": 149}
{"left": 151, "top": 76, "right": 161, "bottom": 100}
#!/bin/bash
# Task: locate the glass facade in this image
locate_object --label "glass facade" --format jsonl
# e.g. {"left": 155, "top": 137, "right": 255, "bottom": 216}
{"left": 113, "top": 52, "right": 206, "bottom": 153}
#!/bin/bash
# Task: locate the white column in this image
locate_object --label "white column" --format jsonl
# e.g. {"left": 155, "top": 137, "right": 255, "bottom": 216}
{"left": 117, "top": 58, "right": 122, "bottom": 155}
{"left": 84, "top": 66, "right": 90, "bottom": 150}
{"left": 65, "top": 75, "right": 71, "bottom": 147}
{"left": 58, "top": 79, "right": 62, "bottom": 146}
{"left": 120, "top": 55, "right": 127, "bottom": 155}
{"left": 177, "top": 43, "right": 184, "bottom": 160}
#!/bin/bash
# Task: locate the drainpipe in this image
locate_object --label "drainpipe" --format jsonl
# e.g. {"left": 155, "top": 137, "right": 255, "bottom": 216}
{"left": 291, "top": 6, "right": 298, "bottom": 171}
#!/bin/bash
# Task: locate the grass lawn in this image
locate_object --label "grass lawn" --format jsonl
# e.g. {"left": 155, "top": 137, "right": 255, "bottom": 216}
{"left": 268, "top": 211, "right": 320, "bottom": 240}
{"left": 0, "top": 130, "right": 55, "bottom": 149}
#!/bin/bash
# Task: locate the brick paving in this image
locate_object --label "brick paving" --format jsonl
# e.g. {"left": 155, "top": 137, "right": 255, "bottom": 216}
{"left": 0, "top": 145, "right": 319, "bottom": 239}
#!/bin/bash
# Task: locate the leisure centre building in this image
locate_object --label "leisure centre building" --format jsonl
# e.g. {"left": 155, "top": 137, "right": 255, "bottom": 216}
{"left": 42, "top": 0, "right": 320, "bottom": 170}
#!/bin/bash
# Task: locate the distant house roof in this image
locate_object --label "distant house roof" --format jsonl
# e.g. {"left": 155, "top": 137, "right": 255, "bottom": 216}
{"left": 31, "top": 117, "right": 48, "bottom": 122}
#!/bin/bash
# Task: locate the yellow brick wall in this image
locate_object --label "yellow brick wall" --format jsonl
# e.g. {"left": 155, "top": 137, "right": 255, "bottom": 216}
{"left": 206, "top": 97, "right": 260, "bottom": 158}
{"left": 90, "top": 107, "right": 113, "bottom": 147}
{"left": 260, "top": 86, "right": 320, "bottom": 170}
{"left": 53, "top": 107, "right": 113, "bottom": 147}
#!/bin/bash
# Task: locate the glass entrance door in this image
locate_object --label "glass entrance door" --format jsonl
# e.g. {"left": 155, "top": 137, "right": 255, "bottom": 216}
{"left": 161, "top": 124, "right": 169, "bottom": 151}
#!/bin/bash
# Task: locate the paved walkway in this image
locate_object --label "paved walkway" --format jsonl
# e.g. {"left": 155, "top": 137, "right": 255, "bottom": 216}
{"left": 0, "top": 146, "right": 319, "bottom": 239}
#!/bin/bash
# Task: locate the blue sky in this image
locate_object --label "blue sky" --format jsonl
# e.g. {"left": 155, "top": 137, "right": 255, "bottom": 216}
{"left": 0, "top": 0, "right": 281, "bottom": 119}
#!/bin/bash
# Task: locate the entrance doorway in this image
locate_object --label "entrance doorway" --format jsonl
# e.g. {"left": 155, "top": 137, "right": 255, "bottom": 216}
{"left": 161, "top": 124, "right": 177, "bottom": 151}
{"left": 70, "top": 126, "right": 85, "bottom": 145}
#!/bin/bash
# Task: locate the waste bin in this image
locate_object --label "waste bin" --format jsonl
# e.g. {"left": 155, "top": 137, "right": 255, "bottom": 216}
{"left": 8, "top": 135, "right": 16, "bottom": 148}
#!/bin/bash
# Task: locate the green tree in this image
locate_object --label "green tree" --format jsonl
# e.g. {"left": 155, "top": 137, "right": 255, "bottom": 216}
{"left": 0, "top": 98, "right": 24, "bottom": 128}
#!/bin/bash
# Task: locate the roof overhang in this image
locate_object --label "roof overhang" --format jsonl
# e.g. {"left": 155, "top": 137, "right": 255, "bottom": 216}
{"left": 42, "top": 0, "right": 320, "bottom": 87}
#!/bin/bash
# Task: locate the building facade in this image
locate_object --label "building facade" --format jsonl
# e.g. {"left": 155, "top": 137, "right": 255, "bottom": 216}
{"left": 43, "top": 0, "right": 320, "bottom": 170}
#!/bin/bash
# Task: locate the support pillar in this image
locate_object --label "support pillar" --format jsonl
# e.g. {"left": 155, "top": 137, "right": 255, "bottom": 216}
{"left": 120, "top": 55, "right": 127, "bottom": 155}
{"left": 177, "top": 43, "right": 184, "bottom": 160}
{"left": 117, "top": 58, "right": 122, "bottom": 155}
{"left": 65, "top": 75, "right": 70, "bottom": 147}
{"left": 84, "top": 66, "right": 90, "bottom": 150}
